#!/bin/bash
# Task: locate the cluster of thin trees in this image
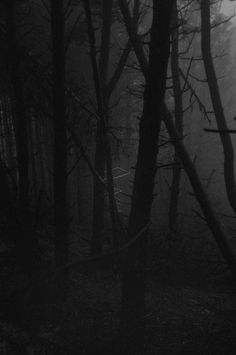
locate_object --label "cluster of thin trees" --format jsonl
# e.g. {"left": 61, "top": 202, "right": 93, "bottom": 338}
{"left": 0, "top": 0, "right": 236, "bottom": 353}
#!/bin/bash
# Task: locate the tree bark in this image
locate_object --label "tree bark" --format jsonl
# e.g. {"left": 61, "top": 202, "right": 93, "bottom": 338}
{"left": 50, "top": 0, "right": 68, "bottom": 300}
{"left": 119, "top": 1, "right": 174, "bottom": 353}
{"left": 201, "top": 0, "right": 236, "bottom": 215}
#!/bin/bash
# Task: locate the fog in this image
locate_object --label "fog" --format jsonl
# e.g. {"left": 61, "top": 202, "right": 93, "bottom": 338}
{"left": 0, "top": 1, "right": 236, "bottom": 354}
{"left": 222, "top": 0, "right": 236, "bottom": 16}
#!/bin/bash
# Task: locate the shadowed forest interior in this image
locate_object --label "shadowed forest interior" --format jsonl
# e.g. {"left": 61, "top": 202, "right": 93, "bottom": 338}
{"left": 1, "top": 0, "right": 236, "bottom": 354}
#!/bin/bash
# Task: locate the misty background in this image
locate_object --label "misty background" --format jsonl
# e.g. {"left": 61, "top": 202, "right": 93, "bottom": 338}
{"left": 0, "top": 1, "right": 236, "bottom": 354}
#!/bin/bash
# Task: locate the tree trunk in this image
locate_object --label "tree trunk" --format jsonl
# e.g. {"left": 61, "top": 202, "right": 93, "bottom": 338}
{"left": 50, "top": 0, "right": 68, "bottom": 300}
{"left": 119, "top": 1, "right": 174, "bottom": 353}
{"left": 169, "top": 0, "right": 183, "bottom": 231}
{"left": 36, "top": 119, "right": 47, "bottom": 193}
{"left": 201, "top": 0, "right": 236, "bottom": 215}
{"left": 3, "top": 96, "right": 16, "bottom": 183}
{"left": 91, "top": 0, "right": 113, "bottom": 255}
{"left": 5, "top": 0, "right": 41, "bottom": 327}
{"left": 91, "top": 1, "right": 139, "bottom": 255}
{"left": 5, "top": 0, "right": 34, "bottom": 265}
{"left": 83, "top": 0, "right": 121, "bottom": 254}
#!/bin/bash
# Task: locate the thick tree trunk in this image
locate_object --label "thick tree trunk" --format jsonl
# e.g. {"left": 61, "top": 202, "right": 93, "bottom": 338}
{"left": 50, "top": 0, "right": 68, "bottom": 300}
{"left": 201, "top": 0, "right": 236, "bottom": 215}
{"left": 119, "top": 2, "right": 174, "bottom": 353}
{"left": 169, "top": 1, "right": 183, "bottom": 231}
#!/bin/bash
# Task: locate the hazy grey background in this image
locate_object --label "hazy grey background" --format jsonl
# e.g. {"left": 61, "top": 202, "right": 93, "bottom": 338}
{"left": 222, "top": 0, "right": 236, "bottom": 17}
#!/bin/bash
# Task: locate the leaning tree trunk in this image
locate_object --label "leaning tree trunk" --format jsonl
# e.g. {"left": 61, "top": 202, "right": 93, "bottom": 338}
{"left": 169, "top": 0, "right": 184, "bottom": 231}
{"left": 119, "top": 1, "right": 174, "bottom": 353}
{"left": 50, "top": 0, "right": 68, "bottom": 300}
{"left": 201, "top": 0, "right": 236, "bottom": 215}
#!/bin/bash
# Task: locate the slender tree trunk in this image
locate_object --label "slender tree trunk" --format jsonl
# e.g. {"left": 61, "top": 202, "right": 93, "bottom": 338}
{"left": 99, "top": 3, "right": 121, "bottom": 250}
{"left": 3, "top": 96, "right": 16, "bottom": 180}
{"left": 119, "top": 2, "right": 174, "bottom": 353}
{"left": 36, "top": 120, "right": 47, "bottom": 192}
{"left": 0, "top": 103, "right": 7, "bottom": 163}
{"left": 92, "top": 127, "right": 106, "bottom": 254}
{"left": 0, "top": 157, "right": 15, "bottom": 240}
{"left": 169, "top": 1, "right": 183, "bottom": 231}
{"left": 201, "top": 0, "right": 236, "bottom": 215}
{"left": 83, "top": 0, "right": 121, "bottom": 254}
{"left": 5, "top": 0, "right": 41, "bottom": 328}
{"left": 91, "top": 1, "right": 139, "bottom": 255}
{"left": 50, "top": 0, "right": 68, "bottom": 300}
{"left": 3, "top": 96, "right": 17, "bottom": 198}
{"left": 29, "top": 116, "right": 38, "bottom": 203}
{"left": 91, "top": 1, "right": 113, "bottom": 255}
{"left": 5, "top": 0, "right": 36, "bottom": 275}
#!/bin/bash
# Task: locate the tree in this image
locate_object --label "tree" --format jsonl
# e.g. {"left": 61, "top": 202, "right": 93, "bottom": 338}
{"left": 50, "top": 0, "right": 68, "bottom": 300}
{"left": 4, "top": 0, "right": 43, "bottom": 328}
{"left": 89, "top": 0, "right": 119, "bottom": 254}
{"left": 5, "top": 0, "right": 32, "bottom": 267}
{"left": 169, "top": 0, "right": 184, "bottom": 231}
{"left": 119, "top": 0, "right": 236, "bottom": 280}
{"left": 201, "top": 0, "right": 236, "bottom": 215}
{"left": 90, "top": 0, "right": 137, "bottom": 255}
{"left": 118, "top": 1, "right": 175, "bottom": 353}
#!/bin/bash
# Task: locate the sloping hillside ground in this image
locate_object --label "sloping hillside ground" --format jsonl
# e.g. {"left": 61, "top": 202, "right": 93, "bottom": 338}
{"left": 0, "top": 224, "right": 236, "bottom": 354}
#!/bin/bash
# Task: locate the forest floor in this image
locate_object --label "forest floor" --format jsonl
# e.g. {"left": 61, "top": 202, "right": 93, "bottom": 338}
{"left": 59, "top": 270, "right": 236, "bottom": 355}
{"left": 1, "top": 226, "right": 236, "bottom": 354}
{"left": 47, "top": 227, "right": 236, "bottom": 354}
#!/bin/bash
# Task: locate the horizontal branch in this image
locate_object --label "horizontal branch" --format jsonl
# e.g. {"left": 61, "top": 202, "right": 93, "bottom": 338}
{"left": 204, "top": 128, "right": 236, "bottom": 134}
